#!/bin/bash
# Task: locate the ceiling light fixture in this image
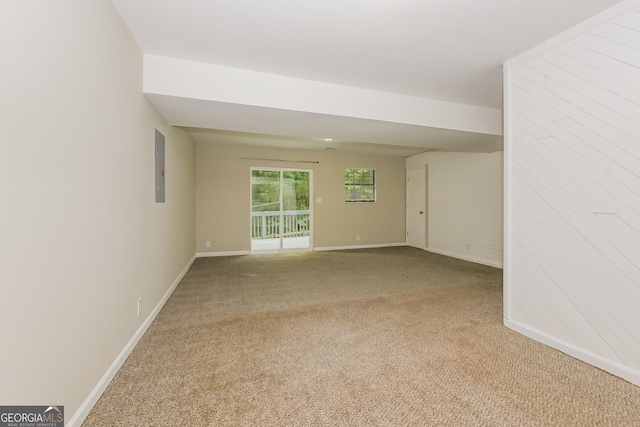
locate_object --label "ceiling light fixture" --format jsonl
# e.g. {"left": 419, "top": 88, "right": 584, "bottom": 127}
{"left": 323, "top": 138, "right": 333, "bottom": 142}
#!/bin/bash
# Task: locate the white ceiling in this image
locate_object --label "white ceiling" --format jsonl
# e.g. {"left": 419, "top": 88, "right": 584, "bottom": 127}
{"left": 147, "top": 93, "right": 504, "bottom": 154}
{"left": 185, "top": 128, "right": 433, "bottom": 157}
{"left": 113, "top": 0, "right": 623, "bottom": 155}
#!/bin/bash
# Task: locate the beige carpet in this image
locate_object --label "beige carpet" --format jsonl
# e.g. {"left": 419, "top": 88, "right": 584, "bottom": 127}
{"left": 83, "top": 247, "right": 640, "bottom": 426}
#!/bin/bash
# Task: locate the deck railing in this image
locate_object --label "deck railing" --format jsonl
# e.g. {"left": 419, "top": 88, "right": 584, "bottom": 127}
{"left": 251, "top": 210, "right": 310, "bottom": 239}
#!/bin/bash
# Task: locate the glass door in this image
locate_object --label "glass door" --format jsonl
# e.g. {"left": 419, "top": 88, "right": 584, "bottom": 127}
{"left": 251, "top": 169, "right": 281, "bottom": 251}
{"left": 251, "top": 168, "right": 311, "bottom": 252}
{"left": 282, "top": 170, "right": 310, "bottom": 249}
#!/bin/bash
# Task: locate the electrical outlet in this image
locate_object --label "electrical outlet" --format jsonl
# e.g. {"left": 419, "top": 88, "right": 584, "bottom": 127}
{"left": 137, "top": 297, "right": 142, "bottom": 316}
{"left": 205, "top": 240, "right": 211, "bottom": 248}
{"left": 356, "top": 235, "right": 361, "bottom": 241}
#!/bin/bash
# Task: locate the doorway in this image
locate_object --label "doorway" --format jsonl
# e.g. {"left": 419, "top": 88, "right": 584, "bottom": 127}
{"left": 250, "top": 168, "right": 312, "bottom": 252}
{"left": 406, "top": 166, "right": 427, "bottom": 249}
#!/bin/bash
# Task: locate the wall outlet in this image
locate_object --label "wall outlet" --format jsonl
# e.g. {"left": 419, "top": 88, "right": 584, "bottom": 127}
{"left": 137, "top": 297, "right": 142, "bottom": 316}
{"left": 466, "top": 244, "right": 471, "bottom": 250}
{"left": 205, "top": 240, "right": 211, "bottom": 248}
{"left": 356, "top": 235, "right": 361, "bottom": 241}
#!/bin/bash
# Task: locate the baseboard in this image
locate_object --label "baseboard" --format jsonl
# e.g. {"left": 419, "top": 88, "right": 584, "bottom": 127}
{"left": 314, "top": 243, "right": 405, "bottom": 252}
{"left": 424, "top": 247, "right": 503, "bottom": 269}
{"left": 199, "top": 246, "right": 407, "bottom": 256}
{"left": 196, "top": 250, "right": 251, "bottom": 258}
{"left": 67, "top": 255, "right": 196, "bottom": 427}
{"left": 505, "top": 318, "right": 640, "bottom": 388}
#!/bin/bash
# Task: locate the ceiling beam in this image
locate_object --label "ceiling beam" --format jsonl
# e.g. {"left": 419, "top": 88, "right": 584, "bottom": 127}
{"left": 143, "top": 54, "right": 503, "bottom": 137}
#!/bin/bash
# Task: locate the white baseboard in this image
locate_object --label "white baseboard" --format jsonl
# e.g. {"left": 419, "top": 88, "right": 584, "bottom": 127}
{"left": 424, "top": 247, "right": 503, "bottom": 269}
{"left": 314, "top": 243, "right": 405, "bottom": 252}
{"left": 505, "top": 318, "right": 640, "bottom": 387}
{"left": 199, "top": 246, "right": 408, "bottom": 256}
{"left": 196, "top": 250, "right": 251, "bottom": 258}
{"left": 67, "top": 255, "right": 196, "bottom": 427}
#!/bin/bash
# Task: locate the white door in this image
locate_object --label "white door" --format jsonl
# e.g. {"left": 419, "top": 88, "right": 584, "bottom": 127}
{"left": 406, "top": 166, "right": 426, "bottom": 249}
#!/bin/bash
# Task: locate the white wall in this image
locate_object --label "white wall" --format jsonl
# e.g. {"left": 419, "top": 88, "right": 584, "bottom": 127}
{"left": 144, "top": 55, "right": 503, "bottom": 136}
{"left": 504, "top": 1, "right": 640, "bottom": 386}
{"left": 406, "top": 151, "right": 504, "bottom": 268}
{"left": 0, "top": 1, "right": 195, "bottom": 424}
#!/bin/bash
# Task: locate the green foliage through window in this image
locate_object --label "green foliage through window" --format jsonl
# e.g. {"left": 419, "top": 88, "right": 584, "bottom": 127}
{"left": 251, "top": 170, "right": 310, "bottom": 212}
{"left": 345, "top": 168, "right": 375, "bottom": 202}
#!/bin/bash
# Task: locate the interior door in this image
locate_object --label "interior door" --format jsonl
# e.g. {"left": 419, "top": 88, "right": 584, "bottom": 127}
{"left": 406, "top": 166, "right": 426, "bottom": 249}
{"left": 251, "top": 168, "right": 311, "bottom": 252}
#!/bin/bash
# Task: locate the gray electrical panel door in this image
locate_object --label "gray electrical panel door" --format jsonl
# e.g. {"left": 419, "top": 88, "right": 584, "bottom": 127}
{"left": 155, "top": 129, "right": 165, "bottom": 203}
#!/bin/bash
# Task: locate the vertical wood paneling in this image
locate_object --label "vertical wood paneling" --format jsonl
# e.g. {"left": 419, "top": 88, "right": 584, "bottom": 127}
{"left": 406, "top": 151, "right": 503, "bottom": 268}
{"left": 505, "top": 6, "right": 640, "bottom": 385}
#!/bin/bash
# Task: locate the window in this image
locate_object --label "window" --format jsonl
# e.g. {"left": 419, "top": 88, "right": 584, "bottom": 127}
{"left": 345, "top": 168, "right": 375, "bottom": 202}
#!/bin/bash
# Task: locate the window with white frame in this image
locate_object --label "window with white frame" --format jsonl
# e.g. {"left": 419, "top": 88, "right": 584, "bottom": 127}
{"left": 344, "top": 168, "right": 375, "bottom": 202}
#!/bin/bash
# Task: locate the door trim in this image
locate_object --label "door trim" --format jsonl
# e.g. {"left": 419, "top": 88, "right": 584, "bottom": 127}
{"left": 406, "top": 166, "right": 427, "bottom": 249}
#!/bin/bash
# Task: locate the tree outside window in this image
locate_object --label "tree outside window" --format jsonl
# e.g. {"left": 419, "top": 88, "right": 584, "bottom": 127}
{"left": 345, "top": 168, "right": 375, "bottom": 202}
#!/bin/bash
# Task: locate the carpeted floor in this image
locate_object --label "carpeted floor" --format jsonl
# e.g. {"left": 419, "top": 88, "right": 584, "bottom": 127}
{"left": 83, "top": 247, "right": 640, "bottom": 426}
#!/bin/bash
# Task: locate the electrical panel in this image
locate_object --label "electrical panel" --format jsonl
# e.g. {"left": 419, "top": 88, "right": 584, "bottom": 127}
{"left": 155, "top": 129, "right": 165, "bottom": 203}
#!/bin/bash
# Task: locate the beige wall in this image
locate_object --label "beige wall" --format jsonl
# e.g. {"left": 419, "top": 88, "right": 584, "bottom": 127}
{"left": 196, "top": 142, "right": 406, "bottom": 252}
{"left": 0, "top": 1, "right": 195, "bottom": 423}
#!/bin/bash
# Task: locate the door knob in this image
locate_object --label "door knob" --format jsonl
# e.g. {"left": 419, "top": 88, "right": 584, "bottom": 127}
{"left": 419, "top": 211, "right": 424, "bottom": 214}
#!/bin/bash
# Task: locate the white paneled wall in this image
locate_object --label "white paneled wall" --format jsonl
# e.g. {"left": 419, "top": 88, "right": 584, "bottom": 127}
{"left": 406, "top": 151, "right": 504, "bottom": 268}
{"left": 504, "top": 3, "right": 640, "bottom": 386}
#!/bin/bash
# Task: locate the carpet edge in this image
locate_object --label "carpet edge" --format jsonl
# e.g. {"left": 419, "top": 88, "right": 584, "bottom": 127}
{"left": 67, "top": 254, "right": 197, "bottom": 427}
{"left": 505, "top": 318, "right": 640, "bottom": 387}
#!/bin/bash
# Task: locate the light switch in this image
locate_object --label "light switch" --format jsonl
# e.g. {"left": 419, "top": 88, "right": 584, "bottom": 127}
{"left": 316, "top": 197, "right": 322, "bottom": 204}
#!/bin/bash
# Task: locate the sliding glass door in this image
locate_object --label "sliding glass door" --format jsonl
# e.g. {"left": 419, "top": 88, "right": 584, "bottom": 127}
{"left": 251, "top": 168, "right": 312, "bottom": 251}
